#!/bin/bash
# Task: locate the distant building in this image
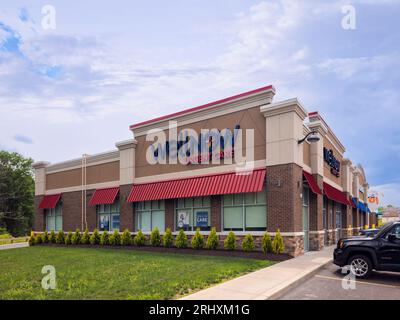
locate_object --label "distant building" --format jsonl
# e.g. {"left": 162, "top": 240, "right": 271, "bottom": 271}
{"left": 382, "top": 207, "right": 400, "bottom": 224}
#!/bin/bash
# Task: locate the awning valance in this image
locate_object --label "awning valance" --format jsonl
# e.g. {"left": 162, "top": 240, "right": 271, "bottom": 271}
{"left": 39, "top": 194, "right": 61, "bottom": 209}
{"left": 127, "top": 169, "right": 266, "bottom": 202}
{"left": 89, "top": 187, "right": 120, "bottom": 206}
{"left": 303, "top": 171, "right": 322, "bottom": 195}
{"left": 323, "top": 182, "right": 352, "bottom": 206}
{"left": 358, "top": 201, "right": 367, "bottom": 213}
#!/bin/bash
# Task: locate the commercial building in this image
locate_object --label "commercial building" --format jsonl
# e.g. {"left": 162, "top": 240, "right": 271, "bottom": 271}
{"left": 33, "top": 85, "right": 376, "bottom": 256}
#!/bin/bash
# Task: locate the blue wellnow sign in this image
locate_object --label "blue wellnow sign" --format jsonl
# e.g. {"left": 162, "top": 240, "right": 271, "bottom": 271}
{"left": 323, "top": 147, "right": 340, "bottom": 177}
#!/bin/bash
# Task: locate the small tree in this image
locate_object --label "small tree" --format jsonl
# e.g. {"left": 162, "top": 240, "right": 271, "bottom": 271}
{"left": 81, "top": 228, "right": 90, "bottom": 245}
{"left": 163, "top": 228, "right": 173, "bottom": 248}
{"left": 224, "top": 231, "right": 236, "bottom": 250}
{"left": 90, "top": 229, "right": 100, "bottom": 245}
{"left": 41, "top": 231, "right": 49, "bottom": 243}
{"left": 71, "top": 229, "right": 81, "bottom": 245}
{"left": 28, "top": 231, "right": 35, "bottom": 246}
{"left": 150, "top": 227, "right": 161, "bottom": 247}
{"left": 241, "top": 234, "right": 255, "bottom": 252}
{"left": 65, "top": 231, "right": 73, "bottom": 245}
{"left": 121, "top": 229, "right": 132, "bottom": 246}
{"left": 134, "top": 230, "right": 146, "bottom": 246}
{"left": 56, "top": 230, "right": 65, "bottom": 244}
{"left": 261, "top": 232, "right": 273, "bottom": 254}
{"left": 191, "top": 228, "right": 204, "bottom": 249}
{"left": 100, "top": 231, "right": 110, "bottom": 245}
{"left": 205, "top": 227, "right": 219, "bottom": 250}
{"left": 35, "top": 233, "right": 42, "bottom": 244}
{"left": 272, "top": 229, "right": 285, "bottom": 254}
{"left": 109, "top": 229, "right": 121, "bottom": 246}
{"left": 49, "top": 230, "right": 56, "bottom": 244}
{"left": 175, "top": 229, "right": 188, "bottom": 248}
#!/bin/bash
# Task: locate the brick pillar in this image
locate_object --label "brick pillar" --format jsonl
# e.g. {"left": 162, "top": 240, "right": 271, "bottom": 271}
{"left": 266, "top": 163, "right": 303, "bottom": 233}
{"left": 34, "top": 196, "right": 45, "bottom": 231}
{"left": 86, "top": 190, "right": 97, "bottom": 231}
{"left": 308, "top": 174, "right": 324, "bottom": 250}
{"left": 165, "top": 199, "right": 175, "bottom": 231}
{"left": 119, "top": 184, "right": 134, "bottom": 231}
{"left": 210, "top": 195, "right": 221, "bottom": 231}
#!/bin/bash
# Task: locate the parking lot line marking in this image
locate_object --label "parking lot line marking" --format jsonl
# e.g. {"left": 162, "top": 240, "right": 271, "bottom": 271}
{"left": 315, "top": 275, "right": 400, "bottom": 289}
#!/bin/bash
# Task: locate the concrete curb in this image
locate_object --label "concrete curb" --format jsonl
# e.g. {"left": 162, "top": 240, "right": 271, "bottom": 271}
{"left": 267, "top": 258, "right": 333, "bottom": 300}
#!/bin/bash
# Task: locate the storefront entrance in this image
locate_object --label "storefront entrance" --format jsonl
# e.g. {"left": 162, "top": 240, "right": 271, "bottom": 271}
{"left": 302, "top": 186, "right": 310, "bottom": 252}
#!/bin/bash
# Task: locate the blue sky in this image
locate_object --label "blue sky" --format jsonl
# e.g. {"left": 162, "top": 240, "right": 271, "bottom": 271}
{"left": 0, "top": 0, "right": 399, "bottom": 206}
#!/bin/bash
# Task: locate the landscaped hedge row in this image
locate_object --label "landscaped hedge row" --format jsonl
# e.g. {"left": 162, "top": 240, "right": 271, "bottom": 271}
{"left": 29, "top": 228, "right": 285, "bottom": 254}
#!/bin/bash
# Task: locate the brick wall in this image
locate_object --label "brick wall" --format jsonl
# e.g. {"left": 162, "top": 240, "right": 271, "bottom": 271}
{"left": 211, "top": 195, "right": 221, "bottom": 231}
{"left": 120, "top": 184, "right": 134, "bottom": 231}
{"left": 266, "top": 163, "right": 303, "bottom": 232}
{"left": 165, "top": 199, "right": 175, "bottom": 231}
{"left": 34, "top": 196, "right": 45, "bottom": 231}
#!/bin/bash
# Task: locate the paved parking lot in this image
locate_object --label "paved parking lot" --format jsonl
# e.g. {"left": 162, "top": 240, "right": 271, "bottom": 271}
{"left": 280, "top": 263, "right": 400, "bottom": 300}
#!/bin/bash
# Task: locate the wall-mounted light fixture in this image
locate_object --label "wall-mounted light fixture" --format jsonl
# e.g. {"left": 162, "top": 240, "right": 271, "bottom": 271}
{"left": 298, "top": 131, "right": 320, "bottom": 144}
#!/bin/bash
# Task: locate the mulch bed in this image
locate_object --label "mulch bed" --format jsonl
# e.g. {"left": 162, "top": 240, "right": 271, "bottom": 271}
{"left": 38, "top": 243, "right": 292, "bottom": 261}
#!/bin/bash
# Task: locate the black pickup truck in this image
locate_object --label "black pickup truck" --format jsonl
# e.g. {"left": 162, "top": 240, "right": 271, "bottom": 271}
{"left": 334, "top": 221, "right": 400, "bottom": 278}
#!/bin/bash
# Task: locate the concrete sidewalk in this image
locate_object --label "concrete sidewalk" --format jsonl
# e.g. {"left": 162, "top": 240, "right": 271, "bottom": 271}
{"left": 0, "top": 242, "right": 29, "bottom": 250}
{"left": 181, "top": 246, "right": 334, "bottom": 300}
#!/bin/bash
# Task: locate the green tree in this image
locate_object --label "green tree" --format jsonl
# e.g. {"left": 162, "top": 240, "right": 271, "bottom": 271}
{"left": 0, "top": 151, "right": 34, "bottom": 236}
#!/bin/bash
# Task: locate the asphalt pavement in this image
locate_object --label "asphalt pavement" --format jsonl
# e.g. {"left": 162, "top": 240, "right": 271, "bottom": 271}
{"left": 280, "top": 262, "right": 400, "bottom": 300}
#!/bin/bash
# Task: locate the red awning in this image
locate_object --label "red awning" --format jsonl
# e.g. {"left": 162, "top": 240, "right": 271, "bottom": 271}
{"left": 89, "top": 187, "right": 120, "bottom": 206}
{"left": 303, "top": 171, "right": 322, "bottom": 195}
{"left": 323, "top": 182, "right": 352, "bottom": 206}
{"left": 127, "top": 169, "right": 266, "bottom": 202}
{"left": 39, "top": 194, "right": 61, "bottom": 209}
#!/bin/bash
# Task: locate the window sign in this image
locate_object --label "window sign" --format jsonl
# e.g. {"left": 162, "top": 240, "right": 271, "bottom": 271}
{"left": 195, "top": 211, "right": 208, "bottom": 227}
{"left": 177, "top": 211, "right": 190, "bottom": 229}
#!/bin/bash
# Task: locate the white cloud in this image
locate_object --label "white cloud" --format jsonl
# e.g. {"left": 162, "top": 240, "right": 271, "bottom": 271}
{"left": 371, "top": 183, "right": 400, "bottom": 207}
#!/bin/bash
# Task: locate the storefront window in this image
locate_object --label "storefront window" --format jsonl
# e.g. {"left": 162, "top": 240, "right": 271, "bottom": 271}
{"left": 176, "top": 196, "right": 210, "bottom": 231}
{"left": 335, "top": 202, "right": 342, "bottom": 229}
{"left": 45, "top": 203, "right": 62, "bottom": 231}
{"left": 98, "top": 201, "right": 120, "bottom": 231}
{"left": 136, "top": 200, "right": 165, "bottom": 232}
{"left": 223, "top": 190, "right": 267, "bottom": 231}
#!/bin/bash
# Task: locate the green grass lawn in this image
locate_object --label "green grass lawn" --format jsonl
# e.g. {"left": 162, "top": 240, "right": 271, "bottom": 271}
{"left": 0, "top": 246, "right": 274, "bottom": 300}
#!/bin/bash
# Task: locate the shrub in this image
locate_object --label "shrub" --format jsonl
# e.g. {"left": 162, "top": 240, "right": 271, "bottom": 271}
{"left": 35, "top": 233, "right": 43, "bottom": 244}
{"left": 271, "top": 229, "right": 285, "bottom": 254}
{"left": 109, "top": 229, "right": 121, "bottom": 246}
{"left": 205, "top": 227, "right": 219, "bottom": 250}
{"left": 49, "top": 230, "right": 56, "bottom": 244}
{"left": 191, "top": 228, "right": 204, "bottom": 249}
{"left": 56, "top": 230, "right": 65, "bottom": 244}
{"left": 90, "top": 229, "right": 100, "bottom": 245}
{"left": 150, "top": 227, "right": 161, "bottom": 247}
{"left": 163, "top": 228, "right": 173, "bottom": 248}
{"left": 0, "top": 227, "right": 8, "bottom": 235}
{"left": 134, "top": 230, "right": 146, "bottom": 246}
{"left": 241, "top": 234, "right": 255, "bottom": 252}
{"left": 100, "top": 231, "right": 110, "bottom": 245}
{"left": 28, "top": 231, "right": 35, "bottom": 246}
{"left": 41, "top": 231, "right": 49, "bottom": 243}
{"left": 71, "top": 229, "right": 81, "bottom": 245}
{"left": 224, "top": 231, "right": 236, "bottom": 250}
{"left": 121, "top": 229, "right": 132, "bottom": 246}
{"left": 261, "top": 232, "right": 273, "bottom": 254}
{"left": 175, "top": 229, "right": 188, "bottom": 248}
{"left": 81, "top": 228, "right": 90, "bottom": 245}
{"left": 65, "top": 232, "right": 73, "bottom": 245}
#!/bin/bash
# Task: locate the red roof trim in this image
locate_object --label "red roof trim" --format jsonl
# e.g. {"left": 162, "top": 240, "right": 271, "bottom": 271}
{"left": 127, "top": 168, "right": 266, "bottom": 202}
{"left": 39, "top": 194, "right": 61, "bottom": 209}
{"left": 303, "top": 171, "right": 322, "bottom": 195}
{"left": 129, "top": 85, "right": 274, "bottom": 129}
{"left": 323, "top": 182, "right": 352, "bottom": 207}
{"left": 89, "top": 187, "right": 120, "bottom": 206}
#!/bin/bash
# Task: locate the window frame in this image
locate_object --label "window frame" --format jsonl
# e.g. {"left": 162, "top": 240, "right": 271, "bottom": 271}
{"left": 175, "top": 196, "right": 211, "bottom": 231}
{"left": 222, "top": 190, "right": 267, "bottom": 232}
{"left": 136, "top": 200, "right": 165, "bottom": 232}
{"left": 97, "top": 200, "right": 120, "bottom": 232}
{"left": 45, "top": 202, "right": 62, "bottom": 231}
